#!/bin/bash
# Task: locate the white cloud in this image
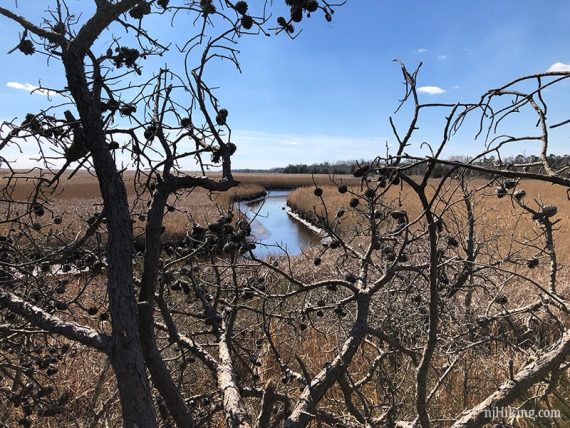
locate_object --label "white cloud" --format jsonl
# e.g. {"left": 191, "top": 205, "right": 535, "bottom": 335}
{"left": 6, "top": 81, "right": 58, "bottom": 97}
{"left": 547, "top": 62, "right": 570, "bottom": 72}
{"left": 417, "top": 85, "right": 446, "bottom": 95}
{"left": 417, "top": 48, "right": 428, "bottom": 53}
{"left": 437, "top": 54, "right": 447, "bottom": 60}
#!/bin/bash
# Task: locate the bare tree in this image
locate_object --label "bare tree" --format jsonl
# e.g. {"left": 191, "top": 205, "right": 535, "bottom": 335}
{"left": 1, "top": 2, "right": 570, "bottom": 428}
{"left": 0, "top": 1, "right": 344, "bottom": 426}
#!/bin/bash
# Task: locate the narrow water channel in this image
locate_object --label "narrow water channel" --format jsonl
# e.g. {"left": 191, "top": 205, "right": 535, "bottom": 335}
{"left": 238, "top": 190, "right": 317, "bottom": 258}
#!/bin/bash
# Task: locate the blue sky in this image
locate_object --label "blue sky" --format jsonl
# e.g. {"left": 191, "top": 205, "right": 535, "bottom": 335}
{"left": 1, "top": 0, "right": 569, "bottom": 169}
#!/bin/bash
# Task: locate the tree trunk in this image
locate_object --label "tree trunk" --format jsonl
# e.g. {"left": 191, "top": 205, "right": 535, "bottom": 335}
{"left": 62, "top": 50, "right": 157, "bottom": 428}
{"left": 138, "top": 187, "right": 196, "bottom": 427}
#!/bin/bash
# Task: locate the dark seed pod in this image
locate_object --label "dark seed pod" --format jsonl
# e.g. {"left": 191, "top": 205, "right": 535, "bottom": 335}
{"left": 495, "top": 186, "right": 507, "bottom": 198}
{"left": 316, "top": 309, "right": 324, "bottom": 317}
{"left": 215, "top": 113, "right": 226, "bottom": 126}
{"left": 201, "top": 0, "right": 216, "bottom": 15}
{"left": 446, "top": 236, "right": 459, "bottom": 248}
{"left": 333, "top": 306, "right": 346, "bottom": 317}
{"left": 144, "top": 125, "right": 156, "bottom": 140}
{"left": 503, "top": 179, "right": 517, "bottom": 189}
{"left": 129, "top": 1, "right": 151, "bottom": 19}
{"left": 92, "top": 261, "right": 104, "bottom": 274}
{"left": 241, "top": 15, "right": 254, "bottom": 30}
{"left": 541, "top": 205, "right": 557, "bottom": 218}
{"left": 336, "top": 209, "right": 345, "bottom": 218}
{"left": 277, "top": 16, "right": 287, "bottom": 26}
{"left": 46, "top": 366, "right": 58, "bottom": 376}
{"left": 99, "top": 312, "right": 110, "bottom": 321}
{"left": 495, "top": 295, "right": 508, "bottom": 305}
{"left": 513, "top": 189, "right": 526, "bottom": 200}
{"left": 157, "top": 0, "right": 170, "bottom": 8}
{"left": 364, "top": 188, "right": 376, "bottom": 199}
{"left": 527, "top": 257, "right": 539, "bottom": 269}
{"left": 32, "top": 203, "right": 45, "bottom": 217}
{"left": 349, "top": 198, "right": 359, "bottom": 208}
{"left": 290, "top": 6, "right": 303, "bottom": 22}
{"left": 306, "top": 1, "right": 319, "bottom": 13}
{"left": 313, "top": 257, "right": 321, "bottom": 266}
{"left": 313, "top": 187, "right": 323, "bottom": 197}
{"left": 345, "top": 273, "right": 356, "bottom": 283}
{"left": 235, "top": 1, "right": 248, "bottom": 14}
{"left": 119, "top": 104, "right": 136, "bottom": 116}
{"left": 390, "top": 210, "right": 407, "bottom": 220}
{"left": 53, "top": 216, "right": 62, "bottom": 225}
{"left": 338, "top": 184, "right": 348, "bottom": 194}
{"left": 167, "top": 205, "right": 175, "bottom": 212}
{"left": 180, "top": 117, "right": 192, "bottom": 128}
{"left": 18, "top": 39, "right": 35, "bottom": 55}
{"left": 87, "top": 306, "right": 98, "bottom": 316}
{"left": 33, "top": 222, "right": 42, "bottom": 231}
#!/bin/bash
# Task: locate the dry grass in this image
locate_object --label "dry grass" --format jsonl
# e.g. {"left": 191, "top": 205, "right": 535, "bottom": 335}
{"left": 232, "top": 173, "right": 362, "bottom": 189}
{"left": 287, "top": 178, "right": 570, "bottom": 263}
{"left": 3, "top": 171, "right": 570, "bottom": 426}
{"left": 0, "top": 171, "right": 267, "bottom": 240}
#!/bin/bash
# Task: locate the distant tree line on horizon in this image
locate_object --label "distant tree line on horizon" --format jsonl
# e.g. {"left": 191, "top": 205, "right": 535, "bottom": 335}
{"left": 256, "top": 153, "right": 570, "bottom": 178}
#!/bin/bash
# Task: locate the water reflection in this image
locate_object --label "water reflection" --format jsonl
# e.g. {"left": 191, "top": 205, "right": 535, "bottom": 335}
{"left": 238, "top": 190, "right": 316, "bottom": 258}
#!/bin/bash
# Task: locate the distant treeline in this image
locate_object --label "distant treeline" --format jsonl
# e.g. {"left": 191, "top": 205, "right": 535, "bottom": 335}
{"left": 264, "top": 154, "right": 570, "bottom": 177}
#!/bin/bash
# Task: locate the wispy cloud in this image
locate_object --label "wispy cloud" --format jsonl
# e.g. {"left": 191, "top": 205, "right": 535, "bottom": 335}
{"left": 546, "top": 62, "right": 570, "bottom": 72}
{"left": 6, "top": 81, "right": 58, "bottom": 97}
{"left": 437, "top": 54, "right": 447, "bottom": 60}
{"left": 416, "top": 48, "right": 428, "bottom": 53}
{"left": 417, "top": 85, "right": 446, "bottom": 95}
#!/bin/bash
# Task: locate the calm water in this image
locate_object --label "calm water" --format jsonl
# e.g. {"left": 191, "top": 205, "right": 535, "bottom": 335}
{"left": 239, "top": 190, "right": 317, "bottom": 258}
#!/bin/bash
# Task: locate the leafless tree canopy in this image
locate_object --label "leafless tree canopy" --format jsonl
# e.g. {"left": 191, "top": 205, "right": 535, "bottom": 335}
{"left": 1, "top": 2, "right": 570, "bottom": 428}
